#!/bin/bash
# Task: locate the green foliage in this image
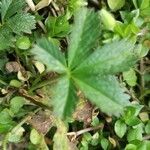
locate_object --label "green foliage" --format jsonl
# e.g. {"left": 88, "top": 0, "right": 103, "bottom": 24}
{"left": 0, "top": 0, "right": 35, "bottom": 50}
{"left": 73, "top": 40, "right": 138, "bottom": 75}
{"left": 145, "top": 121, "right": 150, "bottom": 134}
{"left": 115, "top": 119, "right": 127, "bottom": 138}
{"left": 16, "top": 36, "right": 31, "bottom": 50}
{"left": 10, "top": 96, "right": 25, "bottom": 114}
{"left": 0, "top": 109, "right": 15, "bottom": 133}
{"left": 100, "top": 9, "right": 116, "bottom": 31}
{"left": 49, "top": 75, "right": 77, "bottom": 118}
{"left": 31, "top": 8, "right": 139, "bottom": 118}
{"left": 127, "top": 124, "right": 143, "bottom": 142}
{"left": 100, "top": 138, "right": 109, "bottom": 150}
{"left": 73, "top": 75, "right": 130, "bottom": 116}
{"left": 107, "top": 0, "right": 125, "bottom": 11}
{"left": 0, "top": 0, "right": 149, "bottom": 149}
{"left": 31, "top": 38, "right": 66, "bottom": 73}
{"left": 30, "top": 129, "right": 42, "bottom": 145}
{"left": 68, "top": 8, "right": 100, "bottom": 69}
{"left": 45, "top": 15, "right": 70, "bottom": 37}
{"left": 53, "top": 119, "right": 70, "bottom": 150}
{"left": 123, "top": 68, "right": 137, "bottom": 86}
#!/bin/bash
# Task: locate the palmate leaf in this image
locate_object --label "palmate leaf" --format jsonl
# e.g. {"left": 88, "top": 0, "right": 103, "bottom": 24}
{"left": 0, "top": 0, "right": 35, "bottom": 50}
{"left": 68, "top": 7, "right": 100, "bottom": 69}
{"left": 0, "top": 0, "right": 26, "bottom": 21}
{"left": 7, "top": 13, "right": 36, "bottom": 34}
{"left": 31, "top": 8, "right": 139, "bottom": 118}
{"left": 49, "top": 76, "right": 77, "bottom": 119}
{"left": 0, "top": 26, "right": 13, "bottom": 50}
{"left": 0, "top": 0, "right": 12, "bottom": 21}
{"left": 31, "top": 38, "right": 67, "bottom": 73}
{"left": 73, "top": 40, "right": 138, "bottom": 76}
{"left": 73, "top": 74, "right": 130, "bottom": 116}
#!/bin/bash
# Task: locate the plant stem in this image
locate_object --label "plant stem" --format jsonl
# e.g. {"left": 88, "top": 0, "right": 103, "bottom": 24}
{"left": 67, "top": 124, "right": 104, "bottom": 138}
{"left": 140, "top": 58, "right": 145, "bottom": 95}
{"left": 28, "top": 77, "right": 58, "bottom": 93}
{"left": 0, "top": 79, "right": 7, "bottom": 85}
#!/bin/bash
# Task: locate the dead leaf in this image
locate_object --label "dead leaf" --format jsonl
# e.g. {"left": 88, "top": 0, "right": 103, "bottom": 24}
{"left": 35, "top": 0, "right": 52, "bottom": 11}
{"left": 5, "top": 61, "right": 21, "bottom": 73}
{"left": 25, "top": 0, "right": 35, "bottom": 11}
{"left": 108, "top": 137, "right": 116, "bottom": 148}
{"left": 34, "top": 61, "right": 45, "bottom": 74}
{"left": 139, "top": 112, "right": 149, "bottom": 122}
{"left": 17, "top": 71, "right": 31, "bottom": 81}
{"left": 73, "top": 100, "right": 93, "bottom": 126}
{"left": 28, "top": 111, "right": 54, "bottom": 135}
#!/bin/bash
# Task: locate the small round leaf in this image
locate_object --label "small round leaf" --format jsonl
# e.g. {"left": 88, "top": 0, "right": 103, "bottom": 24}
{"left": 16, "top": 36, "right": 31, "bottom": 50}
{"left": 30, "top": 129, "right": 42, "bottom": 145}
{"left": 115, "top": 120, "right": 127, "bottom": 138}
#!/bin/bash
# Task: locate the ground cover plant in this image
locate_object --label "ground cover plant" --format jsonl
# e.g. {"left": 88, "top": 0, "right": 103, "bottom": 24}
{"left": 0, "top": 0, "right": 150, "bottom": 149}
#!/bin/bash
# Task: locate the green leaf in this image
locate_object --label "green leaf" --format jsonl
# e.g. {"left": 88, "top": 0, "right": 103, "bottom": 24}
{"left": 53, "top": 119, "right": 71, "bottom": 150}
{"left": 0, "top": 123, "right": 13, "bottom": 133}
{"left": 0, "top": 0, "right": 34, "bottom": 50}
{"left": 107, "top": 0, "right": 125, "bottom": 11}
{"left": 125, "top": 144, "right": 137, "bottom": 150}
{"left": 145, "top": 121, "right": 150, "bottom": 134}
{"left": 0, "top": 26, "right": 13, "bottom": 50}
{"left": 123, "top": 68, "right": 137, "bottom": 86}
{"left": 7, "top": 13, "right": 36, "bottom": 34}
{"left": 45, "top": 15, "right": 70, "bottom": 37}
{"left": 100, "top": 138, "right": 109, "bottom": 150}
{"left": 31, "top": 38, "right": 67, "bottom": 73}
{"left": 138, "top": 0, "right": 150, "bottom": 9}
{"left": 136, "top": 44, "right": 149, "bottom": 57}
{"left": 83, "top": 132, "right": 92, "bottom": 142}
{"left": 0, "top": 108, "right": 14, "bottom": 124}
{"left": 115, "top": 120, "right": 127, "bottom": 138}
{"left": 9, "top": 79, "right": 22, "bottom": 88}
{"left": 73, "top": 40, "right": 138, "bottom": 76}
{"left": 8, "top": 126, "right": 25, "bottom": 143}
{"left": 10, "top": 96, "right": 26, "bottom": 114}
{"left": 0, "top": 0, "right": 26, "bottom": 20}
{"left": 68, "top": 0, "right": 87, "bottom": 15}
{"left": 0, "top": 0, "right": 12, "bottom": 21}
{"left": 50, "top": 76, "right": 77, "bottom": 119}
{"left": 123, "top": 105, "right": 143, "bottom": 126}
{"left": 141, "top": 7, "right": 150, "bottom": 16}
{"left": 30, "top": 129, "right": 42, "bottom": 145}
{"left": 127, "top": 125, "right": 143, "bottom": 142}
{"left": 68, "top": 8, "right": 100, "bottom": 69}
{"left": 16, "top": 36, "right": 31, "bottom": 50}
{"left": 91, "top": 132, "right": 99, "bottom": 146}
{"left": 73, "top": 75, "right": 130, "bottom": 116}
{"left": 0, "top": 53, "right": 8, "bottom": 71}
{"left": 100, "top": 9, "right": 116, "bottom": 31}
{"left": 125, "top": 116, "right": 141, "bottom": 126}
